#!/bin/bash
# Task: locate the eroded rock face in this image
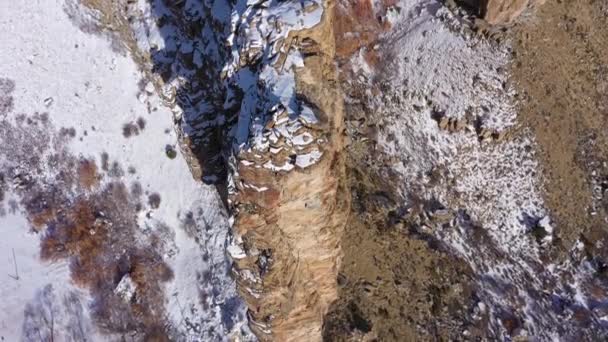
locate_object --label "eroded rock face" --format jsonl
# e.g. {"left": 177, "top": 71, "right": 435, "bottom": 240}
{"left": 484, "top": 0, "right": 546, "bottom": 24}
{"left": 228, "top": 4, "right": 349, "bottom": 340}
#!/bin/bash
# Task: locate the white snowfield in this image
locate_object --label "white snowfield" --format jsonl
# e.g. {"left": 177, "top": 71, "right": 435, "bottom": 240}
{"left": 0, "top": 1, "right": 251, "bottom": 341}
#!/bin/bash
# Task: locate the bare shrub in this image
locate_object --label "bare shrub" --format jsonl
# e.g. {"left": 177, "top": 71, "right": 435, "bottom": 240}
{"left": 122, "top": 122, "right": 139, "bottom": 138}
{"left": 59, "top": 127, "right": 77, "bottom": 138}
{"left": 100, "top": 152, "right": 109, "bottom": 171}
{"left": 136, "top": 117, "right": 146, "bottom": 130}
{"left": 0, "top": 78, "right": 15, "bottom": 116}
{"left": 77, "top": 158, "right": 100, "bottom": 190}
{"left": 0, "top": 172, "right": 5, "bottom": 202}
{"left": 21, "top": 285, "right": 93, "bottom": 342}
{"left": 148, "top": 193, "right": 161, "bottom": 209}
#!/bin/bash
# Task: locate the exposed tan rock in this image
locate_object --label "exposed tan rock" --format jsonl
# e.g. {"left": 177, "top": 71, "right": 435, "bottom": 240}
{"left": 484, "top": 0, "right": 546, "bottom": 25}
{"left": 230, "top": 2, "right": 350, "bottom": 341}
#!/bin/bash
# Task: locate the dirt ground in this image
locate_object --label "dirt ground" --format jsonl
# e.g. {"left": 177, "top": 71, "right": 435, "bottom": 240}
{"left": 322, "top": 72, "right": 481, "bottom": 340}
{"left": 511, "top": 0, "right": 608, "bottom": 259}
{"left": 322, "top": 155, "right": 480, "bottom": 341}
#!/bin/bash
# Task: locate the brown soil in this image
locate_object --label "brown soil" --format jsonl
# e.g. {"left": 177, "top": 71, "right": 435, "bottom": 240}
{"left": 323, "top": 154, "right": 479, "bottom": 341}
{"left": 510, "top": 0, "right": 608, "bottom": 255}
{"left": 77, "top": 158, "right": 100, "bottom": 190}
{"left": 321, "top": 2, "right": 486, "bottom": 341}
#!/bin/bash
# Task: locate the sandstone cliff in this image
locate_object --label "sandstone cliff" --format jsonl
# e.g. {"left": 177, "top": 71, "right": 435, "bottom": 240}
{"left": 228, "top": 3, "right": 350, "bottom": 340}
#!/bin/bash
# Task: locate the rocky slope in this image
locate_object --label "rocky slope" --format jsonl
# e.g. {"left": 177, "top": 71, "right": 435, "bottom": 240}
{"left": 227, "top": 3, "right": 349, "bottom": 340}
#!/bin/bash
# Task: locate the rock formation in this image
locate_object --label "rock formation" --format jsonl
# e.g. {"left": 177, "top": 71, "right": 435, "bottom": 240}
{"left": 228, "top": 3, "right": 349, "bottom": 340}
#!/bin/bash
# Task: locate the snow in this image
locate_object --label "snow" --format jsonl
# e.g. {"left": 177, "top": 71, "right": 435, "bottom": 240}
{"left": 263, "top": 160, "right": 295, "bottom": 172}
{"left": 227, "top": 242, "right": 247, "bottom": 260}
{"left": 361, "top": 0, "right": 541, "bottom": 260}
{"left": 295, "top": 149, "right": 323, "bottom": 168}
{"left": 222, "top": 0, "right": 325, "bottom": 172}
{"left": 0, "top": 1, "right": 250, "bottom": 340}
{"left": 114, "top": 274, "right": 137, "bottom": 302}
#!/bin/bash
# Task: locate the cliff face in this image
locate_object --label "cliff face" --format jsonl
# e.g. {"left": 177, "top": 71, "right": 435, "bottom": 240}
{"left": 229, "top": 4, "right": 350, "bottom": 340}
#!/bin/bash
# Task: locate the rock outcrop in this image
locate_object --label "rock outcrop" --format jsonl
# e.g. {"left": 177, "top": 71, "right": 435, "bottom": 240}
{"left": 228, "top": 3, "right": 349, "bottom": 340}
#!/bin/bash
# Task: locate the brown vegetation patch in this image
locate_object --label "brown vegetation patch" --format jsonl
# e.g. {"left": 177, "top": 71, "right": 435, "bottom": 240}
{"left": 0, "top": 111, "right": 174, "bottom": 339}
{"left": 36, "top": 182, "right": 173, "bottom": 337}
{"left": 31, "top": 208, "right": 60, "bottom": 231}
{"left": 77, "top": 158, "right": 100, "bottom": 190}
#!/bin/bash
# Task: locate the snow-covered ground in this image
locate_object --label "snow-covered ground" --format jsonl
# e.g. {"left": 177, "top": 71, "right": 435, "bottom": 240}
{"left": 0, "top": 0, "right": 251, "bottom": 340}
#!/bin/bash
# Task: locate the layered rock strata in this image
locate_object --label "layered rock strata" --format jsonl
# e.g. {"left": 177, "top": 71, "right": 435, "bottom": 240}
{"left": 227, "top": 3, "right": 349, "bottom": 340}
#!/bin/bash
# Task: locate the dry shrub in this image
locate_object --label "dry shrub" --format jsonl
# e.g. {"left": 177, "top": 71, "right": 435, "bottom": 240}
{"left": 144, "top": 326, "right": 171, "bottom": 342}
{"left": 148, "top": 193, "right": 161, "bottom": 209}
{"left": 122, "top": 122, "right": 140, "bottom": 138}
{"left": 136, "top": 117, "right": 146, "bottom": 130}
{"left": 77, "top": 158, "right": 100, "bottom": 190}
{"left": 31, "top": 208, "right": 58, "bottom": 231}
{"left": 35, "top": 181, "right": 175, "bottom": 336}
{"left": 59, "top": 127, "right": 77, "bottom": 138}
{"left": 6, "top": 103, "right": 176, "bottom": 339}
{"left": 40, "top": 200, "right": 105, "bottom": 275}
